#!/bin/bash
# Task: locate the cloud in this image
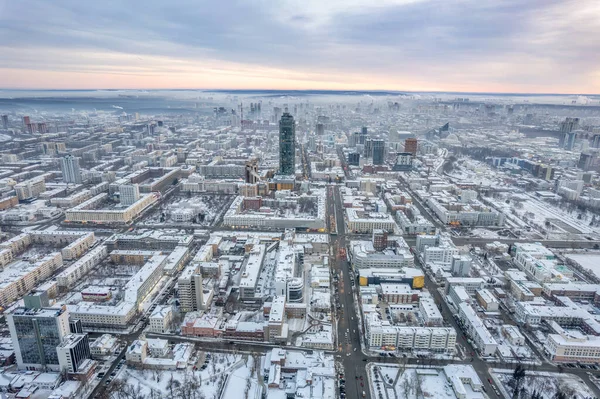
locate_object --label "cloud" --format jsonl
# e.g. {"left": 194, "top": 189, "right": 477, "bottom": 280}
{"left": 0, "top": 0, "right": 598, "bottom": 92}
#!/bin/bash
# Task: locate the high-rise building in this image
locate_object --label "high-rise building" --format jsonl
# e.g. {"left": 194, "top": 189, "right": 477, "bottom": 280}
{"left": 316, "top": 123, "right": 324, "bottom": 136}
{"left": 273, "top": 107, "right": 282, "bottom": 124}
{"left": 560, "top": 117, "right": 580, "bottom": 133}
{"left": 60, "top": 155, "right": 82, "bottom": 184}
{"left": 308, "top": 136, "right": 316, "bottom": 152}
{"left": 1, "top": 115, "right": 7, "bottom": 129}
{"left": 119, "top": 184, "right": 140, "bottom": 206}
{"left": 359, "top": 130, "right": 368, "bottom": 145}
{"left": 23, "top": 116, "right": 31, "bottom": 127}
{"left": 245, "top": 159, "right": 259, "bottom": 184}
{"left": 56, "top": 334, "right": 91, "bottom": 373}
{"left": 349, "top": 131, "right": 360, "bottom": 147}
{"left": 372, "top": 139, "right": 386, "bottom": 165}
{"left": 559, "top": 118, "right": 580, "bottom": 148}
{"left": 372, "top": 229, "right": 388, "bottom": 251}
{"left": 69, "top": 319, "right": 83, "bottom": 334}
{"left": 404, "top": 138, "right": 418, "bottom": 156}
{"left": 565, "top": 131, "right": 578, "bottom": 151}
{"left": 23, "top": 292, "right": 49, "bottom": 309}
{"left": 178, "top": 265, "right": 205, "bottom": 312}
{"left": 362, "top": 127, "right": 368, "bottom": 135}
{"left": 348, "top": 152, "right": 360, "bottom": 166}
{"left": 7, "top": 306, "right": 70, "bottom": 371}
{"left": 364, "top": 139, "right": 373, "bottom": 158}
{"left": 451, "top": 255, "right": 472, "bottom": 277}
{"left": 37, "top": 123, "right": 48, "bottom": 133}
{"left": 278, "top": 112, "right": 296, "bottom": 176}
{"left": 591, "top": 134, "right": 600, "bottom": 149}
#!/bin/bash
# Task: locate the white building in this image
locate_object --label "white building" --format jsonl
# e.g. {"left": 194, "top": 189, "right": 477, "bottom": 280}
{"left": 90, "top": 334, "right": 120, "bottom": 357}
{"left": 419, "top": 295, "right": 443, "bottom": 326}
{"left": 346, "top": 208, "right": 397, "bottom": 234}
{"left": 350, "top": 238, "right": 414, "bottom": 269}
{"left": 149, "top": 305, "right": 173, "bottom": 334}
{"left": 61, "top": 155, "right": 82, "bottom": 184}
{"left": 445, "top": 277, "right": 485, "bottom": 295}
{"left": 458, "top": 303, "right": 497, "bottom": 356}
{"left": 451, "top": 255, "right": 472, "bottom": 277}
{"left": 545, "top": 323, "right": 600, "bottom": 364}
{"left": 365, "top": 314, "right": 456, "bottom": 352}
{"left": 119, "top": 184, "right": 140, "bottom": 206}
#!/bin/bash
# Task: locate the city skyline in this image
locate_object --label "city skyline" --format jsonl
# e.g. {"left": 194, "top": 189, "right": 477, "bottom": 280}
{"left": 1, "top": 0, "right": 599, "bottom": 93}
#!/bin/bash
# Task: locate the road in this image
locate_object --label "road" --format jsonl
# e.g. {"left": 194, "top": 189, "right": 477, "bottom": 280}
{"left": 329, "top": 183, "right": 370, "bottom": 399}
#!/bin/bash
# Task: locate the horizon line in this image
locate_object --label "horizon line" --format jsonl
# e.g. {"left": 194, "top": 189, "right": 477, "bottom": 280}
{"left": 0, "top": 88, "right": 599, "bottom": 97}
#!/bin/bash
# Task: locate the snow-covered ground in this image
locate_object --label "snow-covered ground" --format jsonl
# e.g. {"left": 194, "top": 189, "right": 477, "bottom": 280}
{"left": 369, "top": 364, "right": 483, "bottom": 399}
{"left": 565, "top": 253, "right": 600, "bottom": 279}
{"left": 469, "top": 228, "right": 501, "bottom": 239}
{"left": 222, "top": 357, "right": 261, "bottom": 399}
{"left": 492, "top": 369, "right": 594, "bottom": 399}
{"left": 115, "top": 352, "right": 246, "bottom": 399}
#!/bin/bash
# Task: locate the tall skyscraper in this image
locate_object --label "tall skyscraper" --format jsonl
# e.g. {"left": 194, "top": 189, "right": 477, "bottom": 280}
{"left": 348, "top": 152, "right": 360, "bottom": 166}
{"left": 316, "top": 123, "right": 324, "bottom": 136}
{"left": 372, "top": 139, "right": 386, "bottom": 165}
{"left": 278, "top": 112, "right": 296, "bottom": 175}
{"left": 60, "top": 155, "right": 82, "bottom": 184}
{"left": 349, "top": 131, "right": 360, "bottom": 147}
{"left": 565, "top": 131, "right": 578, "bottom": 151}
{"left": 362, "top": 126, "right": 368, "bottom": 135}
{"left": 359, "top": 130, "right": 368, "bottom": 144}
{"left": 560, "top": 117, "right": 580, "bottom": 133}
{"left": 119, "top": 184, "right": 140, "bottom": 205}
{"left": 1, "top": 115, "right": 7, "bottom": 129}
{"left": 404, "top": 138, "right": 418, "bottom": 155}
{"left": 7, "top": 306, "right": 70, "bottom": 371}
{"left": 559, "top": 117, "right": 580, "bottom": 148}
{"left": 23, "top": 116, "right": 30, "bottom": 127}
{"left": 37, "top": 123, "right": 48, "bottom": 133}
{"left": 364, "top": 139, "right": 374, "bottom": 158}
{"left": 273, "top": 107, "right": 282, "bottom": 124}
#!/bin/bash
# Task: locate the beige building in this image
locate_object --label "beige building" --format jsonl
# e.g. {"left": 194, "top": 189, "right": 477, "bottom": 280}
{"left": 65, "top": 193, "right": 157, "bottom": 224}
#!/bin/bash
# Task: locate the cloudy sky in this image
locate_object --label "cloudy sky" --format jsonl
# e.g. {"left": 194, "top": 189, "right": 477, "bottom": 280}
{"left": 1, "top": 0, "right": 599, "bottom": 93}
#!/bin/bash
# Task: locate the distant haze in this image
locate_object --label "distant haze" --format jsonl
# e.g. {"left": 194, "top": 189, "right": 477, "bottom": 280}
{"left": 0, "top": 0, "right": 599, "bottom": 93}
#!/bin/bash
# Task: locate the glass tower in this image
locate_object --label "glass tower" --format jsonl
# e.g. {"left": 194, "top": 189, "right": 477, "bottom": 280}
{"left": 278, "top": 112, "right": 296, "bottom": 176}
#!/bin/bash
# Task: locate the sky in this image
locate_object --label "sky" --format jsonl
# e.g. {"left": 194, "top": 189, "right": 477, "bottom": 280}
{"left": 0, "top": 0, "right": 599, "bottom": 93}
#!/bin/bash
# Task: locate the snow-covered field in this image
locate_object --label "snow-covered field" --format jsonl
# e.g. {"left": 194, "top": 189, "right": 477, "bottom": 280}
{"left": 370, "top": 364, "right": 475, "bottom": 399}
{"left": 493, "top": 369, "right": 594, "bottom": 399}
{"left": 566, "top": 254, "right": 600, "bottom": 279}
{"left": 114, "top": 352, "right": 247, "bottom": 399}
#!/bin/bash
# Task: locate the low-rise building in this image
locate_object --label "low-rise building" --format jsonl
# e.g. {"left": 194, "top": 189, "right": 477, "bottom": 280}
{"left": 476, "top": 289, "right": 499, "bottom": 311}
{"left": 458, "top": 303, "right": 498, "bottom": 356}
{"left": 90, "top": 334, "right": 120, "bottom": 358}
{"left": 149, "top": 305, "right": 173, "bottom": 334}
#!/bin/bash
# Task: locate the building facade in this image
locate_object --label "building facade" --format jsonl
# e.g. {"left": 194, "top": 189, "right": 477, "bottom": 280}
{"left": 278, "top": 113, "right": 295, "bottom": 175}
